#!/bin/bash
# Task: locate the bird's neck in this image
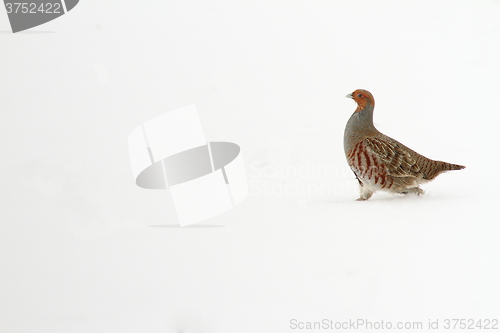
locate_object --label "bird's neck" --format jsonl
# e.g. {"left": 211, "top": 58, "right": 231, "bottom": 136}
{"left": 344, "top": 104, "right": 378, "bottom": 151}
{"left": 356, "top": 104, "right": 375, "bottom": 129}
{"left": 355, "top": 104, "right": 376, "bottom": 130}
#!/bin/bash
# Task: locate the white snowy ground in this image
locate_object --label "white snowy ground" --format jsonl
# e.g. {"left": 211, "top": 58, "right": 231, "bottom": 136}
{"left": 1, "top": 1, "right": 499, "bottom": 332}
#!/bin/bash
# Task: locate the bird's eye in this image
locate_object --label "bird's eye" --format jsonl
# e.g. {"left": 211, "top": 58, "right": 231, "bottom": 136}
{"left": 357, "top": 94, "right": 363, "bottom": 98}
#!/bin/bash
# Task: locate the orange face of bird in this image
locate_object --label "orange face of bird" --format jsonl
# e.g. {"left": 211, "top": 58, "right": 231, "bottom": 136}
{"left": 346, "top": 89, "right": 374, "bottom": 111}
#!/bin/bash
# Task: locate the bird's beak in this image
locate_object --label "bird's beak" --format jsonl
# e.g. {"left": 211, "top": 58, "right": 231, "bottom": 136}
{"left": 345, "top": 93, "right": 353, "bottom": 99}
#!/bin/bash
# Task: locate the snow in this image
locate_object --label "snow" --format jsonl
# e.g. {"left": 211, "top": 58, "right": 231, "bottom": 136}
{"left": 1, "top": 1, "right": 499, "bottom": 332}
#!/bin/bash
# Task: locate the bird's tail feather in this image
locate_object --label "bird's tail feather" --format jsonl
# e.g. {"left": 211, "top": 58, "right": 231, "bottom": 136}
{"left": 440, "top": 162, "right": 465, "bottom": 171}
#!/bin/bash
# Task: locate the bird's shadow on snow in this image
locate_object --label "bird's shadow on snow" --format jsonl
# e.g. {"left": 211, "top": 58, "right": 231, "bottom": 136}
{"left": 313, "top": 193, "right": 427, "bottom": 205}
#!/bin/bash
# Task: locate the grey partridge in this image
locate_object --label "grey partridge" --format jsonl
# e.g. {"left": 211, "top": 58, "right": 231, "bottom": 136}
{"left": 344, "top": 89, "right": 465, "bottom": 201}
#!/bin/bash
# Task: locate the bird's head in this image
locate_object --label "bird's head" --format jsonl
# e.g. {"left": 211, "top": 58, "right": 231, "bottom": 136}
{"left": 346, "top": 89, "right": 374, "bottom": 111}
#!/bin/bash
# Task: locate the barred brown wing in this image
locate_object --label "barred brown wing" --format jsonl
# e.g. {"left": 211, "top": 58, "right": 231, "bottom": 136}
{"left": 364, "top": 137, "right": 423, "bottom": 178}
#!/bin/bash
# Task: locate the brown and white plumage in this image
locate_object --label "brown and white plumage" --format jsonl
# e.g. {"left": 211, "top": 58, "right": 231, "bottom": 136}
{"left": 344, "top": 89, "right": 465, "bottom": 201}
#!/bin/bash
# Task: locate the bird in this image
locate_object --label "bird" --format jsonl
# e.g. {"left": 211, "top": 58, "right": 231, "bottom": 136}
{"left": 344, "top": 89, "right": 465, "bottom": 201}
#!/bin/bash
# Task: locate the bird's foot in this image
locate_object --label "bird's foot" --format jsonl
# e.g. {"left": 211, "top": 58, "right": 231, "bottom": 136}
{"left": 356, "top": 188, "right": 373, "bottom": 201}
{"left": 400, "top": 187, "right": 424, "bottom": 196}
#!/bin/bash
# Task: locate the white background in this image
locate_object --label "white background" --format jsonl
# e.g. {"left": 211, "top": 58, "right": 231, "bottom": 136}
{"left": 1, "top": 1, "right": 499, "bottom": 332}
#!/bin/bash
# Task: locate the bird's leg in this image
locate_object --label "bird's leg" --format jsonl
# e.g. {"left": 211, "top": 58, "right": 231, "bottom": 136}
{"left": 353, "top": 171, "right": 363, "bottom": 187}
{"left": 410, "top": 187, "right": 424, "bottom": 195}
{"left": 357, "top": 183, "right": 373, "bottom": 201}
{"left": 353, "top": 171, "right": 373, "bottom": 200}
{"left": 399, "top": 187, "right": 424, "bottom": 196}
